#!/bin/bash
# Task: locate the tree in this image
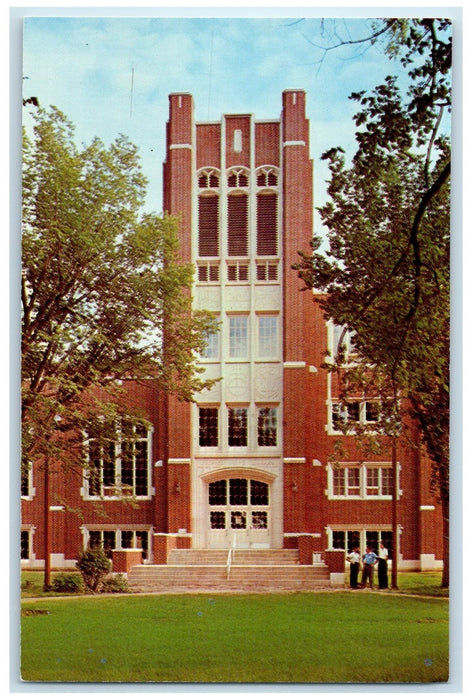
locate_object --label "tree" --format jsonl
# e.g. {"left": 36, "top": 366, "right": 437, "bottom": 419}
{"left": 296, "top": 19, "right": 451, "bottom": 587}
{"left": 22, "top": 107, "right": 217, "bottom": 585}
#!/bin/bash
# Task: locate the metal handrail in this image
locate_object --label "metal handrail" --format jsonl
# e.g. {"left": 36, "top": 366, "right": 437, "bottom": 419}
{"left": 226, "top": 533, "right": 236, "bottom": 579}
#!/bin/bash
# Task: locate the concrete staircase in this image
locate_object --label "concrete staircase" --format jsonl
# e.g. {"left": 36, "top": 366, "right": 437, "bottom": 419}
{"left": 128, "top": 549, "right": 331, "bottom": 593}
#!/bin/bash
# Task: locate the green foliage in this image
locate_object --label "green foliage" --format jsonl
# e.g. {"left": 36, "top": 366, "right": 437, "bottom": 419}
{"left": 295, "top": 18, "right": 451, "bottom": 586}
{"left": 75, "top": 548, "right": 112, "bottom": 592}
{"left": 102, "top": 573, "right": 130, "bottom": 593}
{"left": 22, "top": 106, "right": 217, "bottom": 475}
{"left": 51, "top": 572, "right": 84, "bottom": 593}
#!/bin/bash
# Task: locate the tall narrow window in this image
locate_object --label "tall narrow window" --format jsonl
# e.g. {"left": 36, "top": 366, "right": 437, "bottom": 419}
{"left": 258, "top": 315, "right": 278, "bottom": 357}
{"left": 227, "top": 194, "right": 248, "bottom": 256}
{"left": 229, "top": 316, "right": 248, "bottom": 358}
{"left": 201, "top": 327, "right": 219, "bottom": 360}
{"left": 21, "top": 531, "right": 30, "bottom": 560}
{"left": 257, "top": 193, "right": 277, "bottom": 256}
{"left": 199, "top": 407, "right": 219, "bottom": 447}
{"left": 257, "top": 407, "right": 278, "bottom": 446}
{"left": 228, "top": 408, "right": 248, "bottom": 447}
{"left": 198, "top": 195, "right": 219, "bottom": 257}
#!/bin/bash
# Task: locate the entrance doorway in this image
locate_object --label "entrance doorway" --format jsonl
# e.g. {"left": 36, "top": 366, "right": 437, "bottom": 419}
{"left": 207, "top": 478, "right": 270, "bottom": 548}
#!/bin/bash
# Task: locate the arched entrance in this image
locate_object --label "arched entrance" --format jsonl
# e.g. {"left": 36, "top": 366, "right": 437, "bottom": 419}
{"left": 206, "top": 475, "right": 272, "bottom": 549}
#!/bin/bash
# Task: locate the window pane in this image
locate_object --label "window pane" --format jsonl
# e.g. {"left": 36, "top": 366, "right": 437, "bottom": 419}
{"left": 21, "top": 469, "right": 30, "bottom": 497}
{"left": 228, "top": 408, "right": 248, "bottom": 447}
{"left": 332, "top": 403, "right": 345, "bottom": 430}
{"left": 103, "top": 531, "right": 116, "bottom": 558}
{"left": 366, "top": 531, "right": 379, "bottom": 551}
{"left": 120, "top": 441, "right": 133, "bottom": 487}
{"left": 202, "top": 329, "right": 219, "bottom": 359}
{"left": 136, "top": 531, "right": 149, "bottom": 559}
{"left": 347, "top": 468, "right": 360, "bottom": 495}
{"left": 333, "top": 468, "right": 345, "bottom": 495}
{"left": 380, "top": 531, "right": 393, "bottom": 556}
{"left": 257, "top": 407, "right": 277, "bottom": 446}
{"left": 365, "top": 401, "right": 381, "bottom": 422}
{"left": 250, "top": 480, "right": 269, "bottom": 505}
{"left": 209, "top": 480, "right": 227, "bottom": 505}
{"left": 229, "top": 317, "right": 248, "bottom": 358}
{"left": 231, "top": 511, "right": 247, "bottom": 529}
{"left": 135, "top": 441, "right": 148, "bottom": 496}
{"left": 199, "top": 407, "right": 218, "bottom": 447}
{"left": 21, "top": 531, "right": 29, "bottom": 560}
{"left": 347, "top": 402, "right": 360, "bottom": 422}
{"left": 229, "top": 478, "right": 248, "bottom": 505}
{"left": 347, "top": 531, "right": 360, "bottom": 550}
{"left": 103, "top": 442, "right": 116, "bottom": 486}
{"left": 89, "top": 531, "right": 101, "bottom": 549}
{"left": 332, "top": 531, "right": 345, "bottom": 549}
{"left": 381, "top": 468, "right": 394, "bottom": 496}
{"left": 252, "top": 512, "right": 268, "bottom": 529}
{"left": 121, "top": 531, "right": 133, "bottom": 549}
{"left": 258, "top": 316, "right": 277, "bottom": 357}
{"left": 210, "top": 511, "right": 226, "bottom": 529}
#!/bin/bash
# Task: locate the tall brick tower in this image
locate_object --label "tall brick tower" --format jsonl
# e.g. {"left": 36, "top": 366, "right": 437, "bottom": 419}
{"left": 162, "top": 90, "right": 314, "bottom": 550}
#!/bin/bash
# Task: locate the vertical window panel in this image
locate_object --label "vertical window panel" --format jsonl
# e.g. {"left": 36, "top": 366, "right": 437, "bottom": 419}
{"left": 257, "top": 193, "right": 278, "bottom": 256}
{"left": 227, "top": 194, "right": 248, "bottom": 256}
{"left": 228, "top": 408, "right": 248, "bottom": 447}
{"left": 229, "top": 316, "right": 248, "bottom": 358}
{"left": 258, "top": 316, "right": 278, "bottom": 357}
{"left": 199, "top": 407, "right": 219, "bottom": 447}
{"left": 198, "top": 195, "right": 219, "bottom": 257}
{"left": 257, "top": 407, "right": 278, "bottom": 446}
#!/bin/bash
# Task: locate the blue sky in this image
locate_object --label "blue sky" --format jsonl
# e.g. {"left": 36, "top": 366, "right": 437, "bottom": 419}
{"left": 20, "top": 8, "right": 444, "bottom": 231}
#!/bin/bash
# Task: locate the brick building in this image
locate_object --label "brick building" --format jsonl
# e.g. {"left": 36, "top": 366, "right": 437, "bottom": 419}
{"left": 21, "top": 91, "right": 443, "bottom": 578}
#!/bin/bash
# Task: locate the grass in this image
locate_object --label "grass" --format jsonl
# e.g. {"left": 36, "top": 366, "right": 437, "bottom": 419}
{"left": 20, "top": 591, "right": 449, "bottom": 683}
{"left": 21, "top": 569, "right": 449, "bottom": 598}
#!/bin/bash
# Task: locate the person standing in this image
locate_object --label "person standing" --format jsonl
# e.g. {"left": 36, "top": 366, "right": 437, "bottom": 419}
{"left": 360, "top": 546, "right": 378, "bottom": 589}
{"left": 377, "top": 541, "right": 389, "bottom": 589}
{"left": 346, "top": 547, "right": 360, "bottom": 589}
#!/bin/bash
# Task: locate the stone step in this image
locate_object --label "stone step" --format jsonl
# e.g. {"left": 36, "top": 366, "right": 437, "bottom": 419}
{"left": 128, "top": 563, "right": 330, "bottom": 592}
{"left": 167, "top": 549, "right": 300, "bottom": 566}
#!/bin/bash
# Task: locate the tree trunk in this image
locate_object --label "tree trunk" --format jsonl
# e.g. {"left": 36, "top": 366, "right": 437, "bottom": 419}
{"left": 440, "top": 483, "right": 449, "bottom": 588}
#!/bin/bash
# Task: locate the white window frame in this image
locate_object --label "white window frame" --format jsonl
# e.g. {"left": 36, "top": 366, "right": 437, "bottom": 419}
{"left": 21, "top": 528, "right": 34, "bottom": 561}
{"left": 327, "top": 462, "right": 400, "bottom": 500}
{"left": 198, "top": 405, "right": 220, "bottom": 448}
{"left": 228, "top": 315, "right": 249, "bottom": 359}
{"left": 83, "top": 421, "right": 153, "bottom": 500}
{"left": 326, "top": 527, "right": 395, "bottom": 555}
{"left": 328, "top": 399, "right": 382, "bottom": 434}
{"left": 227, "top": 405, "right": 249, "bottom": 448}
{"left": 21, "top": 464, "right": 35, "bottom": 500}
{"left": 83, "top": 527, "right": 152, "bottom": 562}
{"left": 257, "top": 314, "right": 278, "bottom": 359}
{"left": 256, "top": 405, "right": 279, "bottom": 448}
{"left": 201, "top": 321, "right": 220, "bottom": 361}
{"left": 328, "top": 321, "right": 358, "bottom": 363}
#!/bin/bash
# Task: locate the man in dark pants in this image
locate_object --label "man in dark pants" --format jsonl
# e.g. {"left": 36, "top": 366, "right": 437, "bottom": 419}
{"left": 346, "top": 547, "right": 360, "bottom": 589}
{"left": 360, "top": 546, "right": 378, "bottom": 589}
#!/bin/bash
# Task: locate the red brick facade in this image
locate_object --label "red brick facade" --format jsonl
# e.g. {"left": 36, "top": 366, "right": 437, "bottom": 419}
{"left": 21, "top": 92, "right": 443, "bottom": 572}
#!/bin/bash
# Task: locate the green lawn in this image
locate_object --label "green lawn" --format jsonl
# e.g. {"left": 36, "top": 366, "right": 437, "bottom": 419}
{"left": 21, "top": 591, "right": 449, "bottom": 684}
